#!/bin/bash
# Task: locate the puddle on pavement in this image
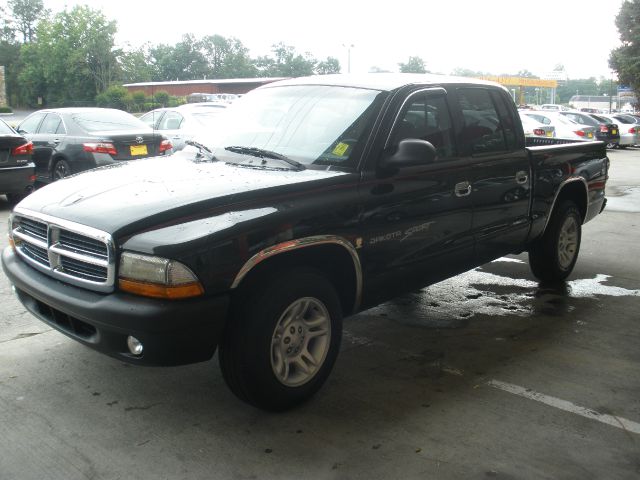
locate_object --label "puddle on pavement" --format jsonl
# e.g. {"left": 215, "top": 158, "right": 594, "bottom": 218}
{"left": 369, "top": 257, "right": 640, "bottom": 327}
{"left": 605, "top": 186, "right": 640, "bottom": 213}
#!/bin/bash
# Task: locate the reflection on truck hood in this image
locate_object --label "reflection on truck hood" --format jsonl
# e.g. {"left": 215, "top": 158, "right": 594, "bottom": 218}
{"left": 18, "top": 154, "right": 348, "bottom": 237}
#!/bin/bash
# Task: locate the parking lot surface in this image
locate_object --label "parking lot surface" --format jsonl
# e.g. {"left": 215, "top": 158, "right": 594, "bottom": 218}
{"left": 1, "top": 148, "right": 639, "bottom": 480}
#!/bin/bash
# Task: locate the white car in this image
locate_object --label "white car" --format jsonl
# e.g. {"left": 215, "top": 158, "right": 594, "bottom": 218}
{"left": 140, "top": 102, "right": 228, "bottom": 151}
{"left": 592, "top": 113, "right": 639, "bottom": 148}
{"left": 522, "top": 111, "right": 596, "bottom": 141}
{"left": 519, "top": 113, "right": 555, "bottom": 138}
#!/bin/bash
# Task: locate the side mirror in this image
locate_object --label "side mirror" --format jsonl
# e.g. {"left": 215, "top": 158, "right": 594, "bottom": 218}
{"left": 379, "top": 139, "right": 437, "bottom": 173}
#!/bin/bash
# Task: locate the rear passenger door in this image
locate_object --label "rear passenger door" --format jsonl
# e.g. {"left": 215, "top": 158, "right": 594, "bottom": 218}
{"left": 455, "top": 87, "right": 531, "bottom": 263}
{"left": 34, "top": 113, "right": 66, "bottom": 178}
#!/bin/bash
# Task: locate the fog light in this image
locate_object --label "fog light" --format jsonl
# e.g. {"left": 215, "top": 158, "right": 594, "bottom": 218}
{"left": 127, "top": 336, "right": 144, "bottom": 356}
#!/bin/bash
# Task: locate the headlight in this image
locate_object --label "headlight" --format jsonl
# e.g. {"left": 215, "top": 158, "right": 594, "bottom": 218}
{"left": 118, "top": 252, "right": 204, "bottom": 299}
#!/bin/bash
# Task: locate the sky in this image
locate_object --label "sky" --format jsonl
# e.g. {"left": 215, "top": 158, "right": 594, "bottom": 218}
{"left": 44, "top": 0, "right": 626, "bottom": 80}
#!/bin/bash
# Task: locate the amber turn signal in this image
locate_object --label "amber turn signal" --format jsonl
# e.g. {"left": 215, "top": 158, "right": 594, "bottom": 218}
{"left": 119, "top": 278, "right": 204, "bottom": 299}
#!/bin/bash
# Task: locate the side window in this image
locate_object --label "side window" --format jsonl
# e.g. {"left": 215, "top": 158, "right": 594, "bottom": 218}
{"left": 18, "top": 113, "right": 46, "bottom": 134}
{"left": 140, "top": 111, "right": 162, "bottom": 128}
{"left": 40, "top": 114, "right": 64, "bottom": 135}
{"left": 491, "top": 91, "right": 518, "bottom": 150}
{"left": 391, "top": 93, "right": 456, "bottom": 160}
{"left": 158, "top": 112, "right": 184, "bottom": 130}
{"left": 458, "top": 88, "right": 507, "bottom": 155}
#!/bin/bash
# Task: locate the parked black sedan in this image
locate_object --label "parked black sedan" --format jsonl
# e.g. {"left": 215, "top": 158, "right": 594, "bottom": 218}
{"left": 16, "top": 108, "right": 173, "bottom": 183}
{"left": 558, "top": 111, "right": 620, "bottom": 149}
{"left": 0, "top": 118, "right": 35, "bottom": 204}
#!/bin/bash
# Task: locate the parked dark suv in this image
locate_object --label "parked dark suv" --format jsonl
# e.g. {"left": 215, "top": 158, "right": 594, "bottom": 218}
{"left": 17, "top": 108, "right": 173, "bottom": 183}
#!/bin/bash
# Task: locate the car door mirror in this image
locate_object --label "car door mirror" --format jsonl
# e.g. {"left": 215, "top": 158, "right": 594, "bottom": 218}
{"left": 379, "top": 139, "right": 436, "bottom": 174}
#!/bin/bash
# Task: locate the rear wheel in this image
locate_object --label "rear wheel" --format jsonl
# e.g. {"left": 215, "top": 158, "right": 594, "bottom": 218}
{"left": 52, "top": 159, "right": 71, "bottom": 181}
{"left": 529, "top": 200, "right": 582, "bottom": 282}
{"left": 219, "top": 268, "right": 342, "bottom": 411}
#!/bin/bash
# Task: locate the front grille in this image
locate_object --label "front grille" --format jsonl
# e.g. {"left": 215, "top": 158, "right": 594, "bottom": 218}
{"left": 11, "top": 210, "right": 115, "bottom": 293}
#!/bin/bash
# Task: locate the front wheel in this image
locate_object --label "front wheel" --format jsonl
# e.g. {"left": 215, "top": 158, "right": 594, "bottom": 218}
{"left": 219, "top": 268, "right": 342, "bottom": 411}
{"left": 528, "top": 200, "right": 582, "bottom": 282}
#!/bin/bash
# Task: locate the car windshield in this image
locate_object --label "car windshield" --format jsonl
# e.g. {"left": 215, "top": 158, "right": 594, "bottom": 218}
{"left": 209, "top": 85, "right": 383, "bottom": 169}
{"left": 72, "top": 110, "right": 150, "bottom": 132}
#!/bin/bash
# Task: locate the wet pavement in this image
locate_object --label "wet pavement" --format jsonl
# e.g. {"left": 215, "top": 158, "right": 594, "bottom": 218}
{"left": 1, "top": 148, "right": 639, "bottom": 479}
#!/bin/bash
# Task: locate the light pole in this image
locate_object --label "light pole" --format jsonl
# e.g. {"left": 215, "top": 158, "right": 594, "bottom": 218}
{"left": 342, "top": 44, "right": 354, "bottom": 73}
{"left": 535, "top": 88, "right": 540, "bottom": 106}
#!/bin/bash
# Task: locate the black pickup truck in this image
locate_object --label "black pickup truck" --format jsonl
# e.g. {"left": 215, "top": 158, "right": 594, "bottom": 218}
{"left": 2, "top": 75, "right": 608, "bottom": 411}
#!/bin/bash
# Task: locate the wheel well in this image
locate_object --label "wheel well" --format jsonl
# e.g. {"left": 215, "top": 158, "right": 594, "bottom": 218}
{"left": 555, "top": 180, "right": 587, "bottom": 222}
{"left": 233, "top": 245, "right": 359, "bottom": 316}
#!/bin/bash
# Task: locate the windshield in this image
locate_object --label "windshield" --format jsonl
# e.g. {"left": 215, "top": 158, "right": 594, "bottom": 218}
{"left": 209, "top": 85, "right": 382, "bottom": 169}
{"left": 72, "top": 110, "right": 150, "bottom": 132}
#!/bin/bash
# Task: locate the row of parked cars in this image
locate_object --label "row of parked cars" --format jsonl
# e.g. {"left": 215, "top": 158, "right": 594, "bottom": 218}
{"left": 519, "top": 108, "right": 640, "bottom": 148}
{"left": 0, "top": 102, "right": 227, "bottom": 204}
{"left": 2, "top": 96, "right": 638, "bottom": 204}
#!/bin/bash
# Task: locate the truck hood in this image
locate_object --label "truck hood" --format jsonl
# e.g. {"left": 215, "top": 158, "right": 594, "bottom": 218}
{"left": 16, "top": 154, "right": 349, "bottom": 237}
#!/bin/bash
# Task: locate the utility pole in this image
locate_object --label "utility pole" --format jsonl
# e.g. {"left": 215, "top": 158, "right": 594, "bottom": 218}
{"left": 342, "top": 44, "right": 354, "bottom": 73}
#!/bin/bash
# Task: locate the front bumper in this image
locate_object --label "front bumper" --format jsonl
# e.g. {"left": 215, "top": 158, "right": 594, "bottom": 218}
{"left": 2, "top": 246, "right": 229, "bottom": 366}
{"left": 0, "top": 163, "right": 35, "bottom": 194}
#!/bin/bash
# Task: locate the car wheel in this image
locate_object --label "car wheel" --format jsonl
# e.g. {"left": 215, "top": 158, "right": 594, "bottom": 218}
{"left": 219, "top": 268, "right": 342, "bottom": 411}
{"left": 528, "top": 200, "right": 582, "bottom": 282}
{"left": 52, "top": 159, "right": 71, "bottom": 180}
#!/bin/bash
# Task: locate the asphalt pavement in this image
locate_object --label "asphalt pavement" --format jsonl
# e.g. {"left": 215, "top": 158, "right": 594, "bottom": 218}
{"left": 0, "top": 148, "right": 639, "bottom": 479}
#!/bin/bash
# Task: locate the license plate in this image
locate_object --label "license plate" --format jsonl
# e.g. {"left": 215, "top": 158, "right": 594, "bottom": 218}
{"left": 546, "top": 131, "right": 553, "bottom": 137}
{"left": 130, "top": 145, "right": 148, "bottom": 156}
{"left": 612, "top": 129, "right": 617, "bottom": 135}
{"left": 587, "top": 133, "right": 593, "bottom": 138}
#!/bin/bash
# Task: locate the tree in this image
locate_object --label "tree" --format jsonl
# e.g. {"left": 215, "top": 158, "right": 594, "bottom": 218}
{"left": 609, "top": 0, "right": 640, "bottom": 94}
{"left": 8, "top": 0, "right": 46, "bottom": 43}
{"left": 119, "top": 45, "right": 154, "bottom": 84}
{"left": 18, "top": 6, "right": 119, "bottom": 106}
{"left": 255, "top": 43, "right": 316, "bottom": 77}
{"left": 200, "top": 35, "right": 256, "bottom": 78}
{"left": 150, "top": 34, "right": 208, "bottom": 81}
{"left": 398, "top": 56, "right": 428, "bottom": 74}
{"left": 315, "top": 57, "right": 340, "bottom": 75}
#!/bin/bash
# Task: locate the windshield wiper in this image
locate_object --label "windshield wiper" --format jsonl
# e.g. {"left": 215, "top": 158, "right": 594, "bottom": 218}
{"left": 185, "top": 140, "right": 217, "bottom": 162}
{"left": 224, "top": 146, "right": 305, "bottom": 171}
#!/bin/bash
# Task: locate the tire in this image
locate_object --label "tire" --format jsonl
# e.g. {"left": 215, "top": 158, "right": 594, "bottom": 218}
{"left": 52, "top": 159, "right": 71, "bottom": 181}
{"left": 528, "top": 200, "right": 582, "bottom": 282}
{"left": 219, "top": 268, "right": 343, "bottom": 411}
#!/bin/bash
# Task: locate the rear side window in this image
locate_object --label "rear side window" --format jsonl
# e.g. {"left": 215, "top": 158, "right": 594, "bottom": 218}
{"left": 491, "top": 91, "right": 518, "bottom": 150}
{"left": 40, "top": 114, "right": 65, "bottom": 135}
{"left": 18, "top": 113, "right": 46, "bottom": 134}
{"left": 458, "top": 88, "right": 507, "bottom": 154}
{"left": 391, "top": 92, "right": 456, "bottom": 160}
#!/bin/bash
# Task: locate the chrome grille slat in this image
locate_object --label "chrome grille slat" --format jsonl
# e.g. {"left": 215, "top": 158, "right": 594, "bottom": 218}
{"left": 11, "top": 209, "right": 116, "bottom": 293}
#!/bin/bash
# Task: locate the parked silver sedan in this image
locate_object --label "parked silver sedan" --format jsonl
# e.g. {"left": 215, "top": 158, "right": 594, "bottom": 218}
{"left": 140, "top": 102, "right": 228, "bottom": 151}
{"left": 522, "top": 111, "right": 596, "bottom": 141}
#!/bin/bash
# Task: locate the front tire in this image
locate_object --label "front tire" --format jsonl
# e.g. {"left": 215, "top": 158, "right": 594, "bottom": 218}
{"left": 219, "top": 268, "right": 342, "bottom": 411}
{"left": 529, "top": 200, "right": 582, "bottom": 282}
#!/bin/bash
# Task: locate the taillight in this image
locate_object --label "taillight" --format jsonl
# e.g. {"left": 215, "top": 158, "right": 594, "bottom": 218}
{"left": 599, "top": 125, "right": 609, "bottom": 133}
{"left": 11, "top": 141, "right": 33, "bottom": 155}
{"left": 159, "top": 139, "right": 172, "bottom": 153}
{"left": 630, "top": 127, "right": 637, "bottom": 134}
{"left": 83, "top": 142, "right": 117, "bottom": 155}
{"left": 533, "top": 128, "right": 545, "bottom": 136}
{"left": 575, "top": 130, "right": 585, "bottom": 137}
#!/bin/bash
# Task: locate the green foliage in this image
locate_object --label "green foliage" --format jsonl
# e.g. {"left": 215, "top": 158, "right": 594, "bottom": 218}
{"left": 399, "top": 56, "right": 428, "bottom": 74}
{"left": 256, "top": 43, "right": 316, "bottom": 77}
{"left": 609, "top": 0, "right": 640, "bottom": 96}
{"left": 95, "top": 85, "right": 131, "bottom": 110}
{"left": 131, "top": 90, "right": 146, "bottom": 108}
{"left": 0, "top": 106, "right": 13, "bottom": 113}
{"left": 8, "top": 0, "right": 46, "bottom": 43}
{"left": 316, "top": 57, "right": 341, "bottom": 75}
{"left": 153, "top": 90, "right": 170, "bottom": 106}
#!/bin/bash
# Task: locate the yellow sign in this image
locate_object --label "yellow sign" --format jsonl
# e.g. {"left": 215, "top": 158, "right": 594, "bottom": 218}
{"left": 332, "top": 142, "right": 350, "bottom": 156}
{"left": 479, "top": 76, "right": 558, "bottom": 88}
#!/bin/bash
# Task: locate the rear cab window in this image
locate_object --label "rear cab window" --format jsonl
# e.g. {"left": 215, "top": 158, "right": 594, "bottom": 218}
{"left": 458, "top": 88, "right": 510, "bottom": 155}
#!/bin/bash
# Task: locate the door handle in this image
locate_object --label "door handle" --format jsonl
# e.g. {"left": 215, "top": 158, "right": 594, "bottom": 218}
{"left": 516, "top": 171, "right": 528, "bottom": 185}
{"left": 455, "top": 181, "right": 472, "bottom": 197}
